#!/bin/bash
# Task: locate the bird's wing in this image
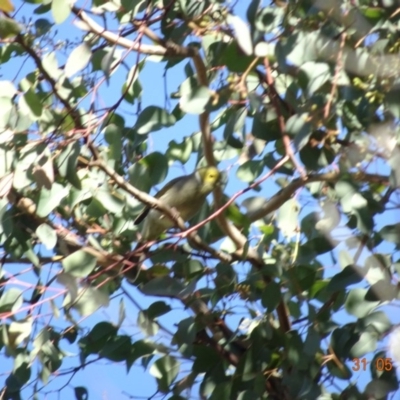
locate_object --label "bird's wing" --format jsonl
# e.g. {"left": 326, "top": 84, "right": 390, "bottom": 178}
{"left": 153, "top": 175, "right": 189, "bottom": 199}
{"left": 133, "top": 175, "right": 191, "bottom": 225}
{"left": 133, "top": 207, "right": 150, "bottom": 225}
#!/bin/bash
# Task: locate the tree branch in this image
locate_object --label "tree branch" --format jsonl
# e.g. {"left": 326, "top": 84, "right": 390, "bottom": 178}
{"left": 72, "top": 7, "right": 196, "bottom": 58}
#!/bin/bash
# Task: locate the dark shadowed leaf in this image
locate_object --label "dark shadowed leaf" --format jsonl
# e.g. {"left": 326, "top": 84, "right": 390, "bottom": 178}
{"left": 74, "top": 387, "right": 88, "bottom": 400}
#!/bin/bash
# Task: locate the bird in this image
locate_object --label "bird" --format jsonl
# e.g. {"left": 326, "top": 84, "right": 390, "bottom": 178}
{"left": 134, "top": 166, "right": 221, "bottom": 241}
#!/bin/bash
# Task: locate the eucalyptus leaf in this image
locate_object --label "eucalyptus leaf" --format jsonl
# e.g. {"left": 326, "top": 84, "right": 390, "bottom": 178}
{"left": 134, "top": 106, "right": 176, "bottom": 134}
{"left": 62, "top": 250, "right": 97, "bottom": 278}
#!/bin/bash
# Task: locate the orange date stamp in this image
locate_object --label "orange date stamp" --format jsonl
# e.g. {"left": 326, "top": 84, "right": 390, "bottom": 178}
{"left": 352, "top": 357, "right": 393, "bottom": 371}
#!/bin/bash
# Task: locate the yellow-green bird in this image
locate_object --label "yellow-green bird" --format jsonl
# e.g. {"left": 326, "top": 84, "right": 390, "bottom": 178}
{"left": 134, "top": 166, "right": 221, "bottom": 241}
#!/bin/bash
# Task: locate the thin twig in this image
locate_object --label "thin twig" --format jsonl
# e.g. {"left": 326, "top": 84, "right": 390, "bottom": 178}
{"left": 263, "top": 57, "right": 306, "bottom": 179}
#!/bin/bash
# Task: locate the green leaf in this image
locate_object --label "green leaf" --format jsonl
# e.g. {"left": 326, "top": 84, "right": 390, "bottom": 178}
{"left": 172, "top": 372, "right": 197, "bottom": 396}
{"left": 166, "top": 137, "right": 193, "bottom": 164}
{"left": 0, "top": 80, "right": 17, "bottom": 98}
{"left": 365, "top": 280, "right": 398, "bottom": 302}
{"left": 276, "top": 198, "right": 300, "bottom": 239}
{"left": 140, "top": 151, "right": 169, "bottom": 185}
{"left": 247, "top": 0, "right": 261, "bottom": 26}
{"left": 286, "top": 113, "right": 312, "bottom": 151}
{"left": 251, "top": 110, "right": 282, "bottom": 142}
{"left": 8, "top": 318, "right": 32, "bottom": 347}
{"left": 330, "top": 325, "right": 358, "bottom": 360}
{"left": 41, "top": 52, "right": 62, "bottom": 80}
{"left": 94, "top": 188, "right": 125, "bottom": 214}
{"left": 36, "top": 182, "right": 69, "bottom": 217}
{"left": 179, "top": 78, "right": 211, "bottom": 114}
{"left": 65, "top": 43, "right": 92, "bottom": 78}
{"left": 137, "top": 311, "right": 159, "bottom": 337}
{"left": 64, "top": 286, "right": 109, "bottom": 316}
{"left": 385, "top": 86, "right": 400, "bottom": 119}
{"left": 74, "top": 387, "right": 89, "bottom": 400}
{"left": 101, "top": 44, "right": 117, "bottom": 83}
{"left": 127, "top": 340, "right": 156, "bottom": 369}
{"left": 56, "top": 141, "right": 81, "bottom": 188}
{"left": 277, "top": 31, "right": 320, "bottom": 68}
{"left": 223, "top": 107, "right": 247, "bottom": 148}
{"left": 388, "top": 150, "right": 400, "bottom": 188}
{"left": 21, "top": 88, "right": 43, "bottom": 119}
{"left": 209, "top": 382, "right": 232, "bottom": 400}
{"left": 299, "top": 144, "right": 335, "bottom": 169}
{"left": 32, "top": 148, "right": 54, "bottom": 189}
{"left": 192, "top": 345, "right": 221, "bottom": 374}
{"left": 357, "top": 311, "right": 391, "bottom": 335}
{"left": 327, "top": 265, "right": 365, "bottom": 292}
{"left": 120, "top": 0, "right": 145, "bottom": 13}
{"left": 141, "top": 276, "right": 186, "bottom": 297}
{"left": 129, "top": 151, "right": 169, "bottom": 193}
{"left": 220, "top": 41, "right": 255, "bottom": 73}
{"left": 261, "top": 281, "right": 281, "bottom": 312}
{"left": 36, "top": 223, "right": 57, "bottom": 250}
{"left": 62, "top": 250, "right": 97, "bottom": 278}
{"left": 122, "top": 59, "right": 144, "bottom": 103}
{"left": 304, "top": 327, "right": 320, "bottom": 356}
{"left": 34, "top": 18, "right": 52, "bottom": 36}
{"left": 91, "top": 48, "right": 119, "bottom": 72}
{"left": 379, "top": 223, "right": 400, "bottom": 245}
{"left": 0, "top": 288, "right": 23, "bottom": 313}
{"left": 0, "top": 97, "right": 13, "bottom": 129}
{"left": 345, "top": 288, "right": 380, "bottom": 318}
{"left": 370, "top": 352, "right": 399, "bottom": 389}
{"left": 236, "top": 160, "right": 263, "bottom": 182}
{"left": 150, "top": 355, "right": 180, "bottom": 393}
{"left": 214, "top": 263, "right": 237, "bottom": 297}
{"left": 51, "top": 0, "right": 70, "bottom": 24}
{"left": 79, "top": 322, "right": 117, "bottom": 356}
{"left": 299, "top": 62, "right": 331, "bottom": 96}
{"left": 34, "top": 3, "right": 52, "bottom": 14}
{"left": 146, "top": 301, "right": 172, "bottom": 319}
{"left": 104, "top": 124, "right": 123, "bottom": 161}
{"left": 6, "top": 353, "right": 31, "bottom": 391}
{"left": 350, "top": 331, "right": 378, "bottom": 358}
{"left": 172, "top": 260, "right": 204, "bottom": 279}
{"left": 134, "top": 106, "right": 176, "bottom": 134}
{"left": 326, "top": 360, "right": 352, "bottom": 380}
{"left": 172, "top": 318, "right": 197, "bottom": 347}
{"left": 364, "top": 378, "right": 398, "bottom": 398}
{"left": 0, "top": 16, "right": 22, "bottom": 38}
{"left": 255, "top": 7, "right": 284, "bottom": 34}
{"left": 100, "top": 335, "right": 131, "bottom": 362}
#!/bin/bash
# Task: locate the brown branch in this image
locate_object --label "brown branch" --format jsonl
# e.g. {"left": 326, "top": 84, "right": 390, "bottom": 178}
{"left": 72, "top": 7, "right": 196, "bottom": 58}
{"left": 263, "top": 57, "right": 306, "bottom": 179}
{"left": 324, "top": 32, "right": 346, "bottom": 119}
{"left": 244, "top": 171, "right": 390, "bottom": 222}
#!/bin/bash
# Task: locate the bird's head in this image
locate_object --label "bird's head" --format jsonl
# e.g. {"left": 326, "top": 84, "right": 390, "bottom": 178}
{"left": 196, "top": 166, "right": 221, "bottom": 193}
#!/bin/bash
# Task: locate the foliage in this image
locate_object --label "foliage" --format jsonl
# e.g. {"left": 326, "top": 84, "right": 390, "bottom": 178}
{"left": 0, "top": 0, "right": 400, "bottom": 399}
